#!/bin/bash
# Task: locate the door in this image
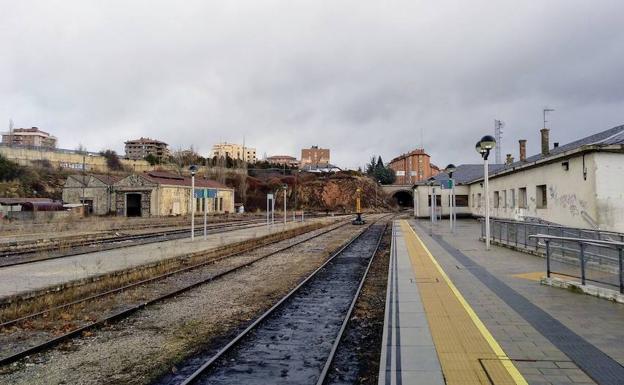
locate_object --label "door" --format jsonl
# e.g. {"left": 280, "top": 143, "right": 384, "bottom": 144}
{"left": 126, "top": 193, "right": 142, "bottom": 217}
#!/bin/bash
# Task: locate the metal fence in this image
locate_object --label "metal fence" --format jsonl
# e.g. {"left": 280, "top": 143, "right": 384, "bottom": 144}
{"left": 481, "top": 218, "right": 624, "bottom": 293}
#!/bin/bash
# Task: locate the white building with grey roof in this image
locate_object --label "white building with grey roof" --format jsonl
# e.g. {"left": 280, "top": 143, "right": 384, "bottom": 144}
{"left": 414, "top": 125, "right": 624, "bottom": 233}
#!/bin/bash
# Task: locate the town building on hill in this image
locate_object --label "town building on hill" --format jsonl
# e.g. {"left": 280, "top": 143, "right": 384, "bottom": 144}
{"left": 300, "top": 146, "right": 330, "bottom": 168}
{"left": 1, "top": 127, "right": 57, "bottom": 149}
{"left": 212, "top": 142, "right": 257, "bottom": 163}
{"left": 388, "top": 148, "right": 439, "bottom": 184}
{"left": 266, "top": 155, "right": 299, "bottom": 168}
{"left": 124, "top": 137, "right": 169, "bottom": 162}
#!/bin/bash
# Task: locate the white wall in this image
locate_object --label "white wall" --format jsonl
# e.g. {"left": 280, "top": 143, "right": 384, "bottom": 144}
{"left": 413, "top": 185, "right": 471, "bottom": 218}
{"left": 593, "top": 152, "right": 624, "bottom": 232}
{"left": 467, "top": 152, "right": 610, "bottom": 231}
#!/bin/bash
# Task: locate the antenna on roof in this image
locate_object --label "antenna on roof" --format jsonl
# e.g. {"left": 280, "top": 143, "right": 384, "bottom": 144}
{"left": 543, "top": 107, "right": 555, "bottom": 129}
{"left": 494, "top": 119, "right": 504, "bottom": 164}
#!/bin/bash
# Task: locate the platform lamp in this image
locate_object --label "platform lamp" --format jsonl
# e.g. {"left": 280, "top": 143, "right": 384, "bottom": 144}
{"left": 445, "top": 164, "right": 457, "bottom": 234}
{"left": 189, "top": 164, "right": 198, "bottom": 241}
{"left": 282, "top": 184, "right": 288, "bottom": 226}
{"left": 476, "top": 135, "right": 496, "bottom": 250}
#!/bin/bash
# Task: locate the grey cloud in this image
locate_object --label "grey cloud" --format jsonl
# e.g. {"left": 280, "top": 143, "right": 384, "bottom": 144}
{"left": 1, "top": 0, "right": 623, "bottom": 170}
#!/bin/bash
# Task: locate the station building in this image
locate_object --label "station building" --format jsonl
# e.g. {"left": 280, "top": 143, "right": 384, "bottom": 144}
{"left": 413, "top": 124, "right": 624, "bottom": 233}
{"left": 62, "top": 174, "right": 120, "bottom": 215}
{"left": 63, "top": 171, "right": 235, "bottom": 217}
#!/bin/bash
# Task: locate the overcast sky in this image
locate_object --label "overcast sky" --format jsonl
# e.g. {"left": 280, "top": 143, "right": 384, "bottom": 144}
{"left": 2, "top": 1, "right": 623, "bottom": 169}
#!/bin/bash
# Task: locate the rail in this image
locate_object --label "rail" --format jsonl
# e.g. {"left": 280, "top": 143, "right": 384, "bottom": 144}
{"left": 529, "top": 234, "right": 624, "bottom": 293}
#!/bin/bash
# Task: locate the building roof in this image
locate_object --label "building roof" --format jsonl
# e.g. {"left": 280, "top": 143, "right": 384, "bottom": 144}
{"left": 267, "top": 155, "right": 297, "bottom": 160}
{"left": 69, "top": 174, "right": 121, "bottom": 186}
{"left": 417, "top": 164, "right": 505, "bottom": 186}
{"left": 142, "top": 171, "right": 229, "bottom": 189}
{"left": 300, "top": 163, "right": 341, "bottom": 172}
{"left": 0, "top": 197, "right": 53, "bottom": 205}
{"left": 125, "top": 137, "right": 168, "bottom": 145}
{"left": 389, "top": 148, "right": 430, "bottom": 164}
{"left": 476, "top": 124, "right": 624, "bottom": 182}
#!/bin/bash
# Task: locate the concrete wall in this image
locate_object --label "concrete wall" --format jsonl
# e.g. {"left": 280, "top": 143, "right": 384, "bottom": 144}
{"left": 0, "top": 146, "right": 150, "bottom": 172}
{"left": 413, "top": 185, "right": 472, "bottom": 218}
{"left": 62, "top": 176, "right": 115, "bottom": 215}
{"left": 593, "top": 152, "right": 624, "bottom": 231}
{"left": 466, "top": 152, "right": 608, "bottom": 230}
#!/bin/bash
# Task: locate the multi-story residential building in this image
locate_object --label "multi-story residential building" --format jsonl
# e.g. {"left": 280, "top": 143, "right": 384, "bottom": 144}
{"left": 388, "top": 148, "right": 439, "bottom": 185}
{"left": 124, "top": 137, "right": 169, "bottom": 162}
{"left": 1, "top": 127, "right": 57, "bottom": 148}
{"left": 300, "top": 146, "right": 330, "bottom": 168}
{"left": 212, "top": 142, "right": 257, "bottom": 163}
{"left": 266, "top": 155, "right": 299, "bottom": 168}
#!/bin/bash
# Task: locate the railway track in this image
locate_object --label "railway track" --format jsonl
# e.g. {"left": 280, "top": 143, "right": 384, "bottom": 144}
{"left": 169, "top": 219, "right": 388, "bottom": 385}
{"left": 0, "top": 217, "right": 364, "bottom": 367}
{"left": 0, "top": 219, "right": 270, "bottom": 267}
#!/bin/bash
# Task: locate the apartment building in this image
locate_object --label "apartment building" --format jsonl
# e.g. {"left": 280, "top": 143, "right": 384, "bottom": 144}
{"left": 124, "top": 137, "right": 169, "bottom": 161}
{"left": 1, "top": 127, "right": 57, "bottom": 148}
{"left": 212, "top": 142, "right": 257, "bottom": 163}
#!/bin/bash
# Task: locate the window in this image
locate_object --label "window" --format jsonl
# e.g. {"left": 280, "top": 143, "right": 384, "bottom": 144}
{"left": 455, "top": 195, "right": 469, "bottom": 207}
{"left": 471, "top": 193, "right": 475, "bottom": 207}
{"left": 519, "top": 187, "right": 527, "bottom": 209}
{"left": 502, "top": 190, "right": 507, "bottom": 208}
{"left": 536, "top": 185, "right": 547, "bottom": 208}
{"left": 427, "top": 195, "right": 442, "bottom": 207}
{"left": 493, "top": 191, "right": 500, "bottom": 208}
{"left": 510, "top": 189, "right": 516, "bottom": 208}
{"left": 477, "top": 193, "right": 482, "bottom": 208}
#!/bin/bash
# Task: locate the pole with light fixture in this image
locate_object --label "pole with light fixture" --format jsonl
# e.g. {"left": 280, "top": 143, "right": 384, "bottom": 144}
{"left": 445, "top": 164, "right": 456, "bottom": 233}
{"left": 189, "top": 165, "right": 198, "bottom": 241}
{"left": 475, "top": 135, "right": 496, "bottom": 250}
{"left": 283, "top": 184, "right": 288, "bottom": 226}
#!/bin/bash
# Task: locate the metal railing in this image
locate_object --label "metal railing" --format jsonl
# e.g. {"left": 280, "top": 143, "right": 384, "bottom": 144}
{"left": 480, "top": 218, "right": 624, "bottom": 292}
{"left": 530, "top": 234, "right": 624, "bottom": 293}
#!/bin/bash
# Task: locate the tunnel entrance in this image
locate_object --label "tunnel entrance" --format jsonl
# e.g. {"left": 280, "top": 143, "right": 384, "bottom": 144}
{"left": 392, "top": 190, "right": 413, "bottom": 208}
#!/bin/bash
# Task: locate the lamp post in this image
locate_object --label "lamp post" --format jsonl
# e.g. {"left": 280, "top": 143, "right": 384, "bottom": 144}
{"left": 476, "top": 135, "right": 496, "bottom": 250}
{"left": 445, "top": 164, "right": 457, "bottom": 234}
{"left": 283, "top": 184, "right": 288, "bottom": 226}
{"left": 189, "top": 165, "right": 198, "bottom": 241}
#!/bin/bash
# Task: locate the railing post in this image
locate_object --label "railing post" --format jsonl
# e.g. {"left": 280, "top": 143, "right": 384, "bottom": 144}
{"left": 524, "top": 222, "right": 527, "bottom": 248}
{"left": 619, "top": 247, "right": 623, "bottom": 294}
{"left": 515, "top": 222, "right": 518, "bottom": 246}
{"left": 580, "top": 243, "right": 586, "bottom": 285}
{"left": 545, "top": 239, "right": 551, "bottom": 278}
{"left": 506, "top": 222, "right": 509, "bottom": 244}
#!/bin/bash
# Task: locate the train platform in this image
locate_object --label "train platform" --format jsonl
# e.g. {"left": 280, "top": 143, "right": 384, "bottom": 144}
{"left": 380, "top": 219, "right": 624, "bottom": 385}
{"left": 0, "top": 218, "right": 339, "bottom": 300}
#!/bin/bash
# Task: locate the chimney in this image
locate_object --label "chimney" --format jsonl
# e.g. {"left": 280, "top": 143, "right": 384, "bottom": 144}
{"left": 505, "top": 154, "right": 514, "bottom": 165}
{"left": 541, "top": 128, "right": 550, "bottom": 156}
{"left": 554, "top": 142, "right": 559, "bottom": 148}
{"left": 519, "top": 139, "right": 527, "bottom": 162}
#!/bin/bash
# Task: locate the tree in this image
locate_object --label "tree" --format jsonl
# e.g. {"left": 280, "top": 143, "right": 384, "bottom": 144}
{"left": 100, "top": 150, "right": 124, "bottom": 171}
{"left": 365, "top": 154, "right": 395, "bottom": 184}
{"left": 0, "top": 154, "right": 23, "bottom": 181}
{"left": 144, "top": 153, "right": 159, "bottom": 166}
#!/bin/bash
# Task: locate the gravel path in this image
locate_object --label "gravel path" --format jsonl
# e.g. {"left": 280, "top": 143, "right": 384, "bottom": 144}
{"left": 0, "top": 218, "right": 376, "bottom": 385}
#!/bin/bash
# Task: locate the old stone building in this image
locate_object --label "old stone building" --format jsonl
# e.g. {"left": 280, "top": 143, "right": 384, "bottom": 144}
{"left": 63, "top": 171, "right": 235, "bottom": 217}
{"left": 113, "top": 171, "right": 234, "bottom": 217}
{"left": 62, "top": 174, "right": 120, "bottom": 215}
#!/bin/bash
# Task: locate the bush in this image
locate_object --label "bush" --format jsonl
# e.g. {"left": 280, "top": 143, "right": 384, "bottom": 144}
{"left": 0, "top": 154, "right": 23, "bottom": 181}
{"left": 100, "top": 150, "right": 124, "bottom": 171}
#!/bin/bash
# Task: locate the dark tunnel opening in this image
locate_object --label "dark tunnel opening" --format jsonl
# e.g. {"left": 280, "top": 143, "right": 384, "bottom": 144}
{"left": 392, "top": 190, "right": 413, "bottom": 208}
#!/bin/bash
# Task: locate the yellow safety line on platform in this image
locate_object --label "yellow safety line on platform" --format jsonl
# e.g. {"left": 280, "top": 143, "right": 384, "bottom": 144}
{"left": 402, "top": 221, "right": 528, "bottom": 385}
